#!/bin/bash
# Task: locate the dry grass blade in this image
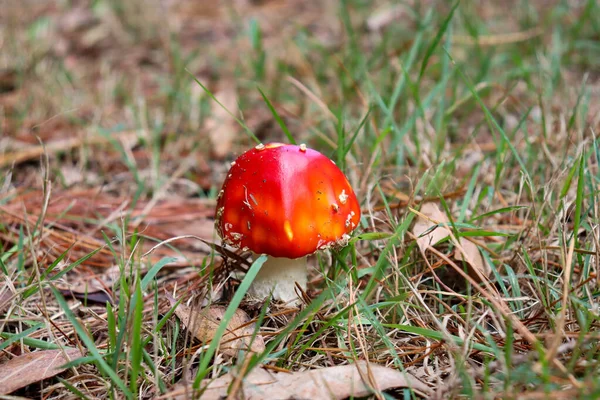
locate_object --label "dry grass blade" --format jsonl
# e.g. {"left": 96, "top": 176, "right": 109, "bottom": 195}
{"left": 545, "top": 235, "right": 576, "bottom": 362}
{"left": 286, "top": 76, "right": 337, "bottom": 122}
{"left": 0, "top": 289, "right": 14, "bottom": 315}
{"left": 0, "top": 348, "right": 84, "bottom": 395}
{"left": 427, "top": 246, "right": 581, "bottom": 388}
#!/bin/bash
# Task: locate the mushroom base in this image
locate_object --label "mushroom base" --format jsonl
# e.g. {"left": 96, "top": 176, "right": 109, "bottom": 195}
{"left": 247, "top": 254, "right": 308, "bottom": 305}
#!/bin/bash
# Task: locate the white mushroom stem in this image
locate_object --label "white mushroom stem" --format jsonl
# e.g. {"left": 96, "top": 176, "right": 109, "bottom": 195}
{"left": 247, "top": 253, "right": 307, "bottom": 305}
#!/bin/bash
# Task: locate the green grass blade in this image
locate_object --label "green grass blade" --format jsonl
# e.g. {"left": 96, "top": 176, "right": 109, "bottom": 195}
{"left": 129, "top": 277, "right": 144, "bottom": 394}
{"left": 445, "top": 48, "right": 530, "bottom": 179}
{"left": 418, "top": 1, "right": 459, "bottom": 81}
{"left": 257, "top": 86, "right": 296, "bottom": 144}
{"left": 141, "top": 256, "right": 177, "bottom": 292}
{"left": 192, "top": 255, "right": 267, "bottom": 387}
{"left": 384, "top": 323, "right": 494, "bottom": 353}
{"left": 51, "top": 286, "right": 133, "bottom": 398}
{"left": 0, "top": 323, "right": 46, "bottom": 351}
{"left": 188, "top": 72, "right": 260, "bottom": 144}
{"left": 471, "top": 206, "right": 527, "bottom": 222}
{"left": 343, "top": 106, "right": 371, "bottom": 159}
{"left": 57, "top": 377, "right": 91, "bottom": 400}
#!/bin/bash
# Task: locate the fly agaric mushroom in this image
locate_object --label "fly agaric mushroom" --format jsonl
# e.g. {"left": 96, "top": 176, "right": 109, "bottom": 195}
{"left": 215, "top": 142, "right": 361, "bottom": 305}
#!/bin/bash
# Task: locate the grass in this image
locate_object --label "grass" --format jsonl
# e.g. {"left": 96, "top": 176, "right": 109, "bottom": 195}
{"left": 1, "top": 0, "right": 600, "bottom": 398}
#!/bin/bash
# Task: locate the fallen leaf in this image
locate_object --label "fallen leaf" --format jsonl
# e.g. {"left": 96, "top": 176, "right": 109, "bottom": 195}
{"left": 454, "top": 238, "right": 491, "bottom": 281}
{"left": 167, "top": 294, "right": 264, "bottom": 357}
{"left": 0, "top": 348, "right": 83, "bottom": 395}
{"left": 366, "top": 5, "right": 410, "bottom": 32}
{"left": 205, "top": 86, "right": 239, "bottom": 159}
{"left": 412, "top": 202, "right": 452, "bottom": 252}
{"left": 412, "top": 202, "right": 490, "bottom": 280}
{"left": 164, "top": 361, "right": 431, "bottom": 399}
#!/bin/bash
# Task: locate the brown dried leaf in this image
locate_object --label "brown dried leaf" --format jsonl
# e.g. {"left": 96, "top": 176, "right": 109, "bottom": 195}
{"left": 167, "top": 294, "right": 264, "bottom": 357}
{"left": 412, "top": 202, "right": 451, "bottom": 252}
{"left": 0, "top": 348, "right": 83, "bottom": 395}
{"left": 413, "top": 202, "right": 490, "bottom": 280}
{"left": 366, "top": 5, "right": 410, "bottom": 32}
{"left": 206, "top": 87, "right": 239, "bottom": 159}
{"left": 454, "top": 238, "right": 491, "bottom": 282}
{"left": 165, "top": 361, "right": 431, "bottom": 399}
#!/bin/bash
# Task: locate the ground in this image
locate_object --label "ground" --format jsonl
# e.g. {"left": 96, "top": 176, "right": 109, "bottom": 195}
{"left": 1, "top": 0, "right": 600, "bottom": 399}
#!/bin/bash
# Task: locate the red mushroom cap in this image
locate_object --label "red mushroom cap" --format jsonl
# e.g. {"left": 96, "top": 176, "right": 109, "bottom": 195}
{"left": 215, "top": 143, "right": 361, "bottom": 259}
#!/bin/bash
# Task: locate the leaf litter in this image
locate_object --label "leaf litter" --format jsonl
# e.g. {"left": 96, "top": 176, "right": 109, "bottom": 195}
{"left": 165, "top": 361, "right": 431, "bottom": 400}
{"left": 0, "top": 348, "right": 84, "bottom": 395}
{"left": 0, "top": 188, "right": 217, "bottom": 268}
{"left": 166, "top": 293, "right": 265, "bottom": 358}
{"left": 412, "top": 202, "right": 491, "bottom": 281}
{"left": 206, "top": 86, "right": 240, "bottom": 159}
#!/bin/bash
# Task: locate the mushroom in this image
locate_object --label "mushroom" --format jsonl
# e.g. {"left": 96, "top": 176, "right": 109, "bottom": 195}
{"left": 215, "top": 142, "right": 361, "bottom": 305}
